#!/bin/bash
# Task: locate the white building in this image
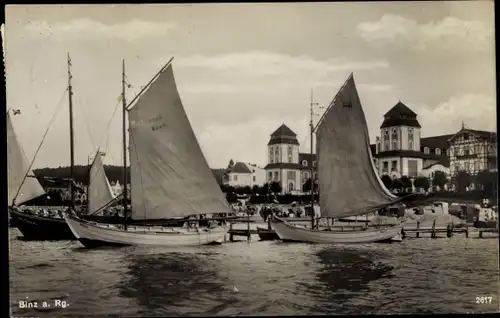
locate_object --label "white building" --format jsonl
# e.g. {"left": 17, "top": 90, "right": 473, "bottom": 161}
{"left": 264, "top": 124, "right": 314, "bottom": 194}
{"left": 223, "top": 162, "right": 266, "bottom": 187}
{"left": 373, "top": 101, "right": 452, "bottom": 178}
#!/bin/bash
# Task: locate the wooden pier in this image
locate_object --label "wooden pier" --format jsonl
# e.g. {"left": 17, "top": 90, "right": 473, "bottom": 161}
{"left": 226, "top": 218, "right": 498, "bottom": 242}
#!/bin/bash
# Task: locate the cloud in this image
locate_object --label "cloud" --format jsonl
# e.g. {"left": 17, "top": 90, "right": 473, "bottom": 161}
{"left": 357, "top": 15, "right": 493, "bottom": 50}
{"left": 24, "top": 18, "right": 177, "bottom": 41}
{"left": 416, "top": 94, "right": 496, "bottom": 136}
{"left": 176, "top": 51, "right": 389, "bottom": 76}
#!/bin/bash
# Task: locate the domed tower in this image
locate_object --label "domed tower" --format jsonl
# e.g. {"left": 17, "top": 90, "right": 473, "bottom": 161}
{"left": 264, "top": 124, "right": 302, "bottom": 193}
{"left": 377, "top": 101, "right": 422, "bottom": 178}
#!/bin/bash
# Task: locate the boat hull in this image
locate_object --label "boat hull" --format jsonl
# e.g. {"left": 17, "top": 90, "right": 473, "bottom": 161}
{"left": 9, "top": 207, "right": 76, "bottom": 240}
{"left": 270, "top": 216, "right": 402, "bottom": 244}
{"left": 64, "top": 213, "right": 229, "bottom": 248}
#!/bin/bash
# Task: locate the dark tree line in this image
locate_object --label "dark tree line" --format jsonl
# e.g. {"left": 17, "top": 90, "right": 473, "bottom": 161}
{"left": 380, "top": 170, "right": 497, "bottom": 198}
{"left": 33, "top": 165, "right": 225, "bottom": 188}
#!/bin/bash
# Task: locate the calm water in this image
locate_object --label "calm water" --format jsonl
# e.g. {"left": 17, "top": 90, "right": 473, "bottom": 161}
{"left": 9, "top": 227, "right": 499, "bottom": 316}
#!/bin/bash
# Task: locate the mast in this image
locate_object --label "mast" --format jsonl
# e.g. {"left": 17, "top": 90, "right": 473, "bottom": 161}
{"left": 67, "top": 53, "right": 76, "bottom": 210}
{"left": 310, "top": 89, "right": 318, "bottom": 229}
{"left": 122, "top": 59, "right": 128, "bottom": 230}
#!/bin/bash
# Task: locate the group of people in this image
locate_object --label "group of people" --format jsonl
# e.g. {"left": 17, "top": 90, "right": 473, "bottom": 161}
{"left": 18, "top": 205, "right": 67, "bottom": 219}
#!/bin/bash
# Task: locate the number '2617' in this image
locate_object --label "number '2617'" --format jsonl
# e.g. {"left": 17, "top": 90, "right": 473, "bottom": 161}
{"left": 476, "top": 296, "right": 493, "bottom": 304}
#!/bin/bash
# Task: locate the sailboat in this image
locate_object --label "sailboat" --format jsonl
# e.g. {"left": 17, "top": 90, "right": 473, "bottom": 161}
{"left": 10, "top": 54, "right": 121, "bottom": 240}
{"left": 64, "top": 59, "right": 233, "bottom": 248}
{"left": 270, "top": 74, "right": 403, "bottom": 243}
{"left": 7, "top": 109, "right": 71, "bottom": 239}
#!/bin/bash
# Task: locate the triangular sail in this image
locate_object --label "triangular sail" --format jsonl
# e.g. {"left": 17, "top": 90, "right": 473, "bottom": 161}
{"left": 315, "top": 74, "right": 399, "bottom": 219}
{"left": 128, "top": 64, "right": 232, "bottom": 220}
{"left": 7, "top": 112, "right": 45, "bottom": 205}
{"left": 87, "top": 152, "right": 116, "bottom": 214}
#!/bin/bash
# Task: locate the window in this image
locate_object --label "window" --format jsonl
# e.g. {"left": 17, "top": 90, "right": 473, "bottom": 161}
{"left": 391, "top": 160, "right": 398, "bottom": 172}
{"left": 302, "top": 160, "right": 308, "bottom": 167}
{"left": 408, "top": 140, "right": 413, "bottom": 151}
{"left": 435, "top": 148, "right": 441, "bottom": 155}
{"left": 383, "top": 161, "right": 389, "bottom": 172}
{"left": 455, "top": 165, "right": 461, "bottom": 173}
{"left": 392, "top": 140, "right": 398, "bottom": 150}
{"left": 287, "top": 171, "right": 293, "bottom": 180}
{"left": 313, "top": 161, "right": 317, "bottom": 167}
{"left": 384, "top": 141, "right": 389, "bottom": 151}
{"left": 233, "top": 175, "right": 238, "bottom": 181}
{"left": 464, "top": 162, "right": 470, "bottom": 171}
{"left": 384, "top": 129, "right": 389, "bottom": 135}
{"left": 463, "top": 133, "right": 469, "bottom": 141}
{"left": 288, "top": 146, "right": 293, "bottom": 163}
{"left": 303, "top": 171, "right": 310, "bottom": 179}
{"left": 446, "top": 148, "right": 451, "bottom": 156}
{"left": 313, "top": 172, "right": 318, "bottom": 180}
{"left": 424, "top": 147, "right": 430, "bottom": 154}
{"left": 269, "top": 148, "right": 273, "bottom": 163}
{"left": 408, "top": 128, "right": 413, "bottom": 134}
{"left": 253, "top": 176, "right": 256, "bottom": 182}
{"left": 268, "top": 172, "right": 272, "bottom": 181}
{"left": 464, "top": 148, "right": 470, "bottom": 156}
{"left": 274, "top": 171, "right": 279, "bottom": 181}
{"left": 392, "top": 128, "right": 397, "bottom": 134}
{"left": 288, "top": 183, "right": 294, "bottom": 192}
{"left": 474, "top": 161, "right": 481, "bottom": 172}
{"left": 474, "top": 144, "right": 481, "bottom": 155}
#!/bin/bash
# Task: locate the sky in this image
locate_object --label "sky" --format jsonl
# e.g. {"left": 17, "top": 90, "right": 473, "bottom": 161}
{"left": 4, "top": 2, "right": 496, "bottom": 169}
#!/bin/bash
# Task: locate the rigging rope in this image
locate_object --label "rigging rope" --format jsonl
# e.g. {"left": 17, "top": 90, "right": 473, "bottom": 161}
{"left": 13, "top": 88, "right": 69, "bottom": 204}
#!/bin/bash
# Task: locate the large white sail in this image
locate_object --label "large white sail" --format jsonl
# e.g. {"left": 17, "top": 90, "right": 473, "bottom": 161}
{"left": 128, "top": 64, "right": 232, "bottom": 220}
{"left": 315, "top": 74, "right": 399, "bottom": 219}
{"left": 7, "top": 112, "right": 45, "bottom": 205}
{"left": 87, "top": 152, "right": 116, "bottom": 214}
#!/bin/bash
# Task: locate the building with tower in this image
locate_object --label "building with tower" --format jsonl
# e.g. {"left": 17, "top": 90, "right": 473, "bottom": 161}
{"left": 373, "top": 101, "right": 452, "bottom": 178}
{"left": 263, "top": 101, "right": 495, "bottom": 194}
{"left": 263, "top": 124, "right": 316, "bottom": 194}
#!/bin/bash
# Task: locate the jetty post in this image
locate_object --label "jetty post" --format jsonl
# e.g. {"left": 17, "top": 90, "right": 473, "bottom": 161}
{"left": 416, "top": 221, "right": 420, "bottom": 238}
{"left": 431, "top": 219, "right": 437, "bottom": 238}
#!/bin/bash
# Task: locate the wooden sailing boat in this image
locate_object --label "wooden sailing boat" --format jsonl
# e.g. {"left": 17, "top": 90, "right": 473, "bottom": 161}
{"left": 270, "top": 74, "right": 403, "bottom": 243}
{"left": 9, "top": 54, "right": 78, "bottom": 240}
{"left": 10, "top": 54, "right": 121, "bottom": 239}
{"left": 64, "top": 59, "right": 233, "bottom": 247}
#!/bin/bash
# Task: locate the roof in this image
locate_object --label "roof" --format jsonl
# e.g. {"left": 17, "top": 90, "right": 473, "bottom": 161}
{"left": 448, "top": 128, "right": 497, "bottom": 143}
{"left": 384, "top": 101, "right": 417, "bottom": 117}
{"left": 226, "top": 162, "right": 252, "bottom": 174}
{"left": 420, "top": 134, "right": 454, "bottom": 151}
{"left": 264, "top": 163, "right": 303, "bottom": 170}
{"left": 271, "top": 124, "right": 297, "bottom": 137}
{"left": 268, "top": 124, "right": 300, "bottom": 146}
{"left": 422, "top": 157, "right": 450, "bottom": 169}
{"left": 380, "top": 101, "right": 421, "bottom": 129}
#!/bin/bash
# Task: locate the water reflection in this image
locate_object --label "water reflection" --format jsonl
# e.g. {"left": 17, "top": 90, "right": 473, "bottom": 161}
{"left": 299, "top": 245, "right": 395, "bottom": 314}
{"left": 117, "top": 249, "right": 228, "bottom": 316}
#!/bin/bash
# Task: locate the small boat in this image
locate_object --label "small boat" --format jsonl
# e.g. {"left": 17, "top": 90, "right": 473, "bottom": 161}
{"left": 270, "top": 74, "right": 403, "bottom": 244}
{"left": 65, "top": 59, "right": 232, "bottom": 248}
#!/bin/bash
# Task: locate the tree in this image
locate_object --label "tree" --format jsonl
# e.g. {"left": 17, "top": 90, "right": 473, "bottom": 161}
{"left": 381, "top": 175, "right": 393, "bottom": 190}
{"left": 258, "top": 183, "right": 270, "bottom": 195}
{"left": 302, "top": 178, "right": 313, "bottom": 192}
{"left": 432, "top": 171, "right": 447, "bottom": 191}
{"left": 251, "top": 185, "right": 260, "bottom": 194}
{"left": 454, "top": 170, "right": 471, "bottom": 192}
{"left": 270, "top": 181, "right": 282, "bottom": 194}
{"left": 475, "top": 170, "right": 497, "bottom": 196}
{"left": 413, "top": 176, "right": 430, "bottom": 192}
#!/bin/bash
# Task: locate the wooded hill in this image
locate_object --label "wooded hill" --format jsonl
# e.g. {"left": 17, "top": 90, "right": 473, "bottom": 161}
{"left": 33, "top": 165, "right": 227, "bottom": 187}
